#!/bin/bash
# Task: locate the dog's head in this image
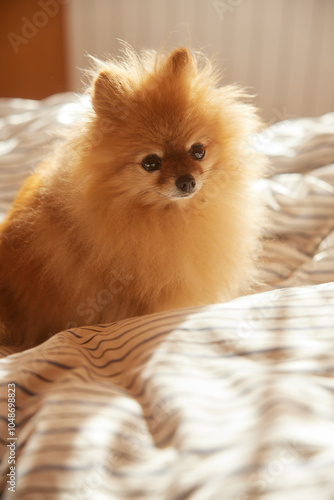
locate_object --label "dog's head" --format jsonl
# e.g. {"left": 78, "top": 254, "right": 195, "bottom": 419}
{"left": 84, "top": 47, "right": 263, "bottom": 209}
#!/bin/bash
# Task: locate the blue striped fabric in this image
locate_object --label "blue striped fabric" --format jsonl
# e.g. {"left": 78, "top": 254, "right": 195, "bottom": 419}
{"left": 0, "top": 96, "right": 334, "bottom": 499}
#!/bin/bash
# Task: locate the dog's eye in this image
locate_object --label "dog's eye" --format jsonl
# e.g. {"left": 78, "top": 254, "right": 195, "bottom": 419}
{"left": 141, "top": 154, "right": 162, "bottom": 172}
{"left": 189, "top": 143, "right": 205, "bottom": 160}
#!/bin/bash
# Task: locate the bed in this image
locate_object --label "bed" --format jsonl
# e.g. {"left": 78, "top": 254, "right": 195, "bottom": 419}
{"left": 0, "top": 94, "right": 333, "bottom": 499}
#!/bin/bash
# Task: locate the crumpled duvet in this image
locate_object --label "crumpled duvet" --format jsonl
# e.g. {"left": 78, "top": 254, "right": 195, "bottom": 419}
{"left": 0, "top": 95, "right": 333, "bottom": 499}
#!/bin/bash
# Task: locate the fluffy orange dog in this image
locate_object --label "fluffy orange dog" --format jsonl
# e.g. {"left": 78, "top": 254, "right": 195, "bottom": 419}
{"left": 0, "top": 47, "right": 266, "bottom": 347}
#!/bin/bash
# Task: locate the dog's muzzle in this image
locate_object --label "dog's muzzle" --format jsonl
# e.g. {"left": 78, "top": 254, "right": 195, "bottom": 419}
{"left": 175, "top": 174, "right": 196, "bottom": 195}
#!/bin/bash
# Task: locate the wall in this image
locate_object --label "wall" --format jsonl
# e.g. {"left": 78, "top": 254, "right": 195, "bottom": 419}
{"left": 0, "top": 0, "right": 68, "bottom": 99}
{"left": 65, "top": 0, "right": 334, "bottom": 123}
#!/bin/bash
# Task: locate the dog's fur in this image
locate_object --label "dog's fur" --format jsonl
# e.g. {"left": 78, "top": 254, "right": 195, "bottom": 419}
{"left": 0, "top": 47, "right": 267, "bottom": 347}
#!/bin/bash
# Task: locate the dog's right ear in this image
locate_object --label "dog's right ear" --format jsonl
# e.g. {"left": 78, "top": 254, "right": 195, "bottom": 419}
{"left": 91, "top": 69, "right": 126, "bottom": 117}
{"left": 164, "top": 47, "right": 192, "bottom": 77}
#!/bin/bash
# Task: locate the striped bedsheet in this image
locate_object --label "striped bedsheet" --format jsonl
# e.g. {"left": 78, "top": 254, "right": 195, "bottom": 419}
{"left": 0, "top": 95, "right": 333, "bottom": 499}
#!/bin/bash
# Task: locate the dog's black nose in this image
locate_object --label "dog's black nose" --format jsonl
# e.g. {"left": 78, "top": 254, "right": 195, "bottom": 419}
{"left": 175, "top": 174, "right": 196, "bottom": 194}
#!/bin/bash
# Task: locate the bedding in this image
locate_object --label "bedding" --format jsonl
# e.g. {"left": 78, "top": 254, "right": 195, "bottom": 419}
{"left": 0, "top": 95, "right": 334, "bottom": 499}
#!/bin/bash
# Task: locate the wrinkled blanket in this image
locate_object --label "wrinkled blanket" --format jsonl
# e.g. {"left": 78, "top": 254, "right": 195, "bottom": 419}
{"left": 0, "top": 95, "right": 333, "bottom": 499}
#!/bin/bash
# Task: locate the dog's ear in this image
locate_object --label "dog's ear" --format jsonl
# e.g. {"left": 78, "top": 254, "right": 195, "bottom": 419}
{"left": 165, "top": 47, "right": 192, "bottom": 76}
{"left": 92, "top": 69, "right": 126, "bottom": 117}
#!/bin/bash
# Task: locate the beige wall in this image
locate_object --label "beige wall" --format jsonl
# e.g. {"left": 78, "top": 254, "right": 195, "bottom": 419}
{"left": 65, "top": 0, "right": 334, "bottom": 123}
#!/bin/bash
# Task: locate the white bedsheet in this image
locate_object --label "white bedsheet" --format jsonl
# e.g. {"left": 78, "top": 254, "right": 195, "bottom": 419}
{"left": 0, "top": 95, "right": 333, "bottom": 499}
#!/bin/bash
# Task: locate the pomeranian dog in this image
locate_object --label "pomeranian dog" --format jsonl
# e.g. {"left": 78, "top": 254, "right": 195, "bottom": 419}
{"left": 0, "top": 47, "right": 266, "bottom": 348}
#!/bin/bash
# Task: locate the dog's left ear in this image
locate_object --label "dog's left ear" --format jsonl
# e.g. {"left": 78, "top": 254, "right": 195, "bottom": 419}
{"left": 165, "top": 47, "right": 192, "bottom": 76}
{"left": 92, "top": 69, "right": 128, "bottom": 117}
